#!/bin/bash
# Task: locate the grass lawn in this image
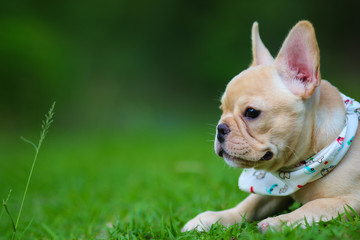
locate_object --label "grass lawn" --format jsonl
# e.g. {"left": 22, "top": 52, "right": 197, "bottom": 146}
{"left": 1, "top": 122, "right": 360, "bottom": 239}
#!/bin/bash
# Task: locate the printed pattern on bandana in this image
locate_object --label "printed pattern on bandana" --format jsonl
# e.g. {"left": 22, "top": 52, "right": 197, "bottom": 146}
{"left": 238, "top": 93, "right": 360, "bottom": 196}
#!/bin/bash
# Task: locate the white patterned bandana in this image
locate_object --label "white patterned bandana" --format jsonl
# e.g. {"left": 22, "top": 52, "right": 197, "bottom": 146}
{"left": 238, "top": 93, "right": 360, "bottom": 196}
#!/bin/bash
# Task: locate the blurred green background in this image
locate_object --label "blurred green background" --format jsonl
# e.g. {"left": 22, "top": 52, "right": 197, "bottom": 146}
{"left": 0, "top": 0, "right": 359, "bottom": 130}
{"left": 0, "top": 0, "right": 360, "bottom": 238}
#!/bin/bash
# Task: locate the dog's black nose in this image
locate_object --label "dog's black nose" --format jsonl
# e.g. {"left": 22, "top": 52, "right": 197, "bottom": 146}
{"left": 217, "top": 123, "right": 230, "bottom": 143}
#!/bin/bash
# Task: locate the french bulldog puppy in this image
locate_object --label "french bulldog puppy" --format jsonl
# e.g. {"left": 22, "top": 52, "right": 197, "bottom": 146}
{"left": 182, "top": 21, "right": 360, "bottom": 232}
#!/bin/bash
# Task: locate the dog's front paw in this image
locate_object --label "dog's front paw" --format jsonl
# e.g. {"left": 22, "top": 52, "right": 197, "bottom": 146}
{"left": 258, "top": 216, "right": 304, "bottom": 233}
{"left": 257, "top": 220, "right": 270, "bottom": 233}
{"left": 181, "top": 211, "right": 225, "bottom": 232}
{"left": 257, "top": 217, "right": 283, "bottom": 233}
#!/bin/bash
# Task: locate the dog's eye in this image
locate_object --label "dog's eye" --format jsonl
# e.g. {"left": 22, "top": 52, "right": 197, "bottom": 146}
{"left": 244, "top": 108, "right": 261, "bottom": 119}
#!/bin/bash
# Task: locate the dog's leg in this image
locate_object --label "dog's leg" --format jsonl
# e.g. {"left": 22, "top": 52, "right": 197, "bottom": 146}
{"left": 258, "top": 197, "right": 359, "bottom": 232}
{"left": 182, "top": 194, "right": 293, "bottom": 232}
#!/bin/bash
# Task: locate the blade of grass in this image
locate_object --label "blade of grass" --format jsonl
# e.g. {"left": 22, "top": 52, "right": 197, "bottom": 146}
{"left": 19, "top": 137, "right": 38, "bottom": 152}
{"left": 15, "top": 102, "right": 56, "bottom": 234}
{"left": 0, "top": 189, "right": 12, "bottom": 220}
{"left": 18, "top": 218, "right": 33, "bottom": 240}
{"left": 3, "top": 199, "right": 16, "bottom": 233}
{"left": 346, "top": 204, "right": 359, "bottom": 219}
{"left": 304, "top": 216, "right": 310, "bottom": 228}
{"left": 344, "top": 206, "right": 353, "bottom": 221}
{"left": 42, "top": 223, "right": 59, "bottom": 240}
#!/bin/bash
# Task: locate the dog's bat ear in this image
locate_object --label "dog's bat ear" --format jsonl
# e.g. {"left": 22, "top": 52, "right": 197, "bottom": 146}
{"left": 274, "top": 20, "right": 321, "bottom": 99}
{"left": 251, "top": 22, "right": 274, "bottom": 66}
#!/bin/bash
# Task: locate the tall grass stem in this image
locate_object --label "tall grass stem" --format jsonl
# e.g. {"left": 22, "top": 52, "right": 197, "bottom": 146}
{"left": 15, "top": 102, "right": 55, "bottom": 231}
{"left": 0, "top": 189, "right": 12, "bottom": 220}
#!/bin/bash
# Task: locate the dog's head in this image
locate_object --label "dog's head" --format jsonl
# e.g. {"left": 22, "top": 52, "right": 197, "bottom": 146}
{"left": 215, "top": 21, "right": 321, "bottom": 171}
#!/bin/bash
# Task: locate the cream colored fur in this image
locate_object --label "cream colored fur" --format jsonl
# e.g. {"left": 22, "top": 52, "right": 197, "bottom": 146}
{"left": 182, "top": 21, "right": 360, "bottom": 232}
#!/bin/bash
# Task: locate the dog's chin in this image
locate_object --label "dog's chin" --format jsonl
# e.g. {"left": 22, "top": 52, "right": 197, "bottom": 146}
{"left": 221, "top": 151, "right": 259, "bottom": 168}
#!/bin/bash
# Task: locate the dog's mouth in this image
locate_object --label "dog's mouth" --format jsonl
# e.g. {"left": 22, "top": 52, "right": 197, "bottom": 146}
{"left": 219, "top": 149, "right": 273, "bottom": 167}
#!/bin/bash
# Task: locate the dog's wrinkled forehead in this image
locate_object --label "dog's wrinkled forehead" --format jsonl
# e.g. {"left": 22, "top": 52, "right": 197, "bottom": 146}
{"left": 221, "top": 66, "right": 289, "bottom": 112}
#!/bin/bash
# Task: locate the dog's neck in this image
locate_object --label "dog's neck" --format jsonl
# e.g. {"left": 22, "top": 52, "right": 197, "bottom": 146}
{"left": 285, "top": 80, "right": 346, "bottom": 168}
{"left": 313, "top": 81, "right": 346, "bottom": 151}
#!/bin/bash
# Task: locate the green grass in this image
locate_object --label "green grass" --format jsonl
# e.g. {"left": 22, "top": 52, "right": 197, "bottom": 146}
{"left": 1, "top": 122, "right": 360, "bottom": 239}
